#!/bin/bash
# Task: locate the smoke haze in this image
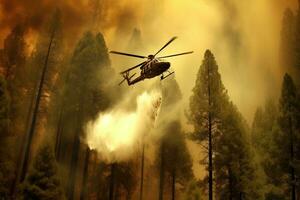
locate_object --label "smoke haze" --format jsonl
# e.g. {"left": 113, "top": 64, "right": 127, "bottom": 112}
{"left": 1, "top": 0, "right": 298, "bottom": 122}
{"left": 1, "top": 0, "right": 299, "bottom": 184}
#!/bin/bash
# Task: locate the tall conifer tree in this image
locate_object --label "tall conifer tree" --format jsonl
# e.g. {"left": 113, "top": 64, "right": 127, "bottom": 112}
{"left": 278, "top": 74, "right": 299, "bottom": 200}
{"left": 188, "top": 50, "right": 229, "bottom": 200}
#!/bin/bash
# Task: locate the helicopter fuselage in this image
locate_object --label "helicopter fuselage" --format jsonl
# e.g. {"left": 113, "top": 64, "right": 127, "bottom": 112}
{"left": 127, "top": 61, "right": 170, "bottom": 85}
{"left": 142, "top": 61, "right": 170, "bottom": 78}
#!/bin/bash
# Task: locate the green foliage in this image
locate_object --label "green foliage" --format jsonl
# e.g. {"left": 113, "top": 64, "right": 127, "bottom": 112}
{"left": 20, "top": 142, "right": 65, "bottom": 200}
{"left": 277, "top": 74, "right": 298, "bottom": 172}
{"left": 188, "top": 49, "right": 228, "bottom": 196}
{"left": 156, "top": 120, "right": 193, "bottom": 200}
{"left": 32, "top": 9, "right": 64, "bottom": 111}
{"left": 182, "top": 180, "right": 203, "bottom": 200}
{"left": 277, "top": 74, "right": 300, "bottom": 198}
{"left": 156, "top": 76, "right": 193, "bottom": 199}
{"left": 56, "top": 31, "right": 113, "bottom": 199}
{"left": 251, "top": 74, "right": 300, "bottom": 199}
{"left": 251, "top": 100, "right": 285, "bottom": 199}
{"left": 216, "top": 103, "right": 264, "bottom": 200}
{"left": 0, "top": 75, "right": 14, "bottom": 199}
{"left": 58, "top": 31, "right": 112, "bottom": 162}
{"left": 189, "top": 50, "right": 263, "bottom": 199}
{"left": 0, "top": 76, "right": 9, "bottom": 133}
{"left": 1, "top": 24, "right": 26, "bottom": 80}
{"left": 63, "top": 31, "right": 111, "bottom": 123}
{"left": 163, "top": 121, "right": 193, "bottom": 184}
{"left": 188, "top": 50, "right": 229, "bottom": 142}
{"left": 0, "top": 23, "right": 29, "bottom": 137}
{"left": 113, "top": 161, "right": 138, "bottom": 199}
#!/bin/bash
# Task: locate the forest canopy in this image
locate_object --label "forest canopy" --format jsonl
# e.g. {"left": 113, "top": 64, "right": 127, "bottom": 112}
{"left": 0, "top": 0, "right": 299, "bottom": 200}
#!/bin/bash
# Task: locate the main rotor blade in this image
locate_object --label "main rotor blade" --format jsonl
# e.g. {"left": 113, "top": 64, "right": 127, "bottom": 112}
{"left": 157, "top": 51, "right": 194, "bottom": 59}
{"left": 110, "top": 51, "right": 147, "bottom": 59}
{"left": 154, "top": 36, "right": 178, "bottom": 57}
{"left": 120, "top": 61, "right": 146, "bottom": 74}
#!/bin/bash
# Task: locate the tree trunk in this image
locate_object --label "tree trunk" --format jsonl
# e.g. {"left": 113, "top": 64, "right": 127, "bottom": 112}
{"left": 139, "top": 143, "right": 145, "bottom": 200}
{"left": 80, "top": 147, "right": 90, "bottom": 200}
{"left": 55, "top": 68, "right": 71, "bottom": 162}
{"left": 109, "top": 163, "right": 116, "bottom": 200}
{"left": 207, "top": 56, "right": 213, "bottom": 200}
{"left": 228, "top": 165, "right": 233, "bottom": 200}
{"left": 171, "top": 169, "right": 176, "bottom": 200}
{"left": 67, "top": 135, "right": 80, "bottom": 200}
{"left": 55, "top": 107, "right": 63, "bottom": 160}
{"left": 19, "top": 25, "right": 56, "bottom": 182}
{"left": 67, "top": 107, "right": 83, "bottom": 200}
{"left": 289, "top": 115, "right": 296, "bottom": 200}
{"left": 208, "top": 113, "right": 213, "bottom": 200}
{"left": 10, "top": 83, "right": 38, "bottom": 197}
{"left": 238, "top": 156, "right": 243, "bottom": 200}
{"left": 67, "top": 89, "right": 86, "bottom": 199}
{"left": 159, "top": 141, "right": 165, "bottom": 200}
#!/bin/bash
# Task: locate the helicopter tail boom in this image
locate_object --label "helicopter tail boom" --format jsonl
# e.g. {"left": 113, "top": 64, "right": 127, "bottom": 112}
{"left": 118, "top": 72, "right": 137, "bottom": 85}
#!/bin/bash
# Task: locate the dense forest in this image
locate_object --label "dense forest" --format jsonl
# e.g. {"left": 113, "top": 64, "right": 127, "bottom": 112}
{"left": 0, "top": 1, "right": 300, "bottom": 200}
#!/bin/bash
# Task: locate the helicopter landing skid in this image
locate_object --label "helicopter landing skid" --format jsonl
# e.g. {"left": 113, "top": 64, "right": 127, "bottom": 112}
{"left": 160, "top": 71, "right": 174, "bottom": 80}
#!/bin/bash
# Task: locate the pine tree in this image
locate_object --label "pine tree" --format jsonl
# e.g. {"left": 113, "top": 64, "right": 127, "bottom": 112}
{"left": 19, "top": 9, "right": 63, "bottom": 182}
{"left": 0, "top": 75, "right": 14, "bottom": 199}
{"left": 0, "top": 76, "right": 9, "bottom": 135}
{"left": 188, "top": 50, "right": 263, "bottom": 199}
{"left": 20, "top": 142, "right": 65, "bottom": 200}
{"left": 1, "top": 23, "right": 42, "bottom": 198}
{"left": 58, "top": 31, "right": 111, "bottom": 199}
{"left": 188, "top": 50, "right": 229, "bottom": 200}
{"left": 158, "top": 137, "right": 166, "bottom": 200}
{"left": 1, "top": 24, "right": 26, "bottom": 81}
{"left": 156, "top": 121, "right": 193, "bottom": 200}
{"left": 251, "top": 100, "right": 285, "bottom": 199}
{"left": 114, "top": 161, "right": 138, "bottom": 200}
{"left": 251, "top": 107, "right": 264, "bottom": 148}
{"left": 1, "top": 24, "right": 27, "bottom": 118}
{"left": 216, "top": 102, "right": 264, "bottom": 200}
{"left": 182, "top": 180, "right": 203, "bottom": 200}
{"left": 277, "top": 73, "right": 299, "bottom": 200}
{"left": 0, "top": 23, "right": 29, "bottom": 142}
{"left": 163, "top": 120, "right": 193, "bottom": 200}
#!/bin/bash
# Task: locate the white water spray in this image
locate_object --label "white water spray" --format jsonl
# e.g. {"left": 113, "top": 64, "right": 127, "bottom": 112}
{"left": 85, "top": 90, "right": 162, "bottom": 162}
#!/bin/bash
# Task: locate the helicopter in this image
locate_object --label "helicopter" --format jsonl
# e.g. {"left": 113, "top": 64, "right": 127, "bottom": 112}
{"left": 109, "top": 36, "right": 193, "bottom": 86}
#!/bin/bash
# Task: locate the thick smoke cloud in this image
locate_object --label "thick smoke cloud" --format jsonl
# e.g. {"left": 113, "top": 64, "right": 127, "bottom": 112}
{"left": 1, "top": 0, "right": 298, "bottom": 121}
{"left": 0, "top": 1, "right": 85, "bottom": 44}
{"left": 0, "top": 0, "right": 143, "bottom": 47}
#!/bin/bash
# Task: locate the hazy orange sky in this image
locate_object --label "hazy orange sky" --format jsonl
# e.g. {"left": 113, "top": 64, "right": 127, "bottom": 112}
{"left": 0, "top": 0, "right": 298, "bottom": 122}
{"left": 102, "top": 0, "right": 298, "bottom": 123}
